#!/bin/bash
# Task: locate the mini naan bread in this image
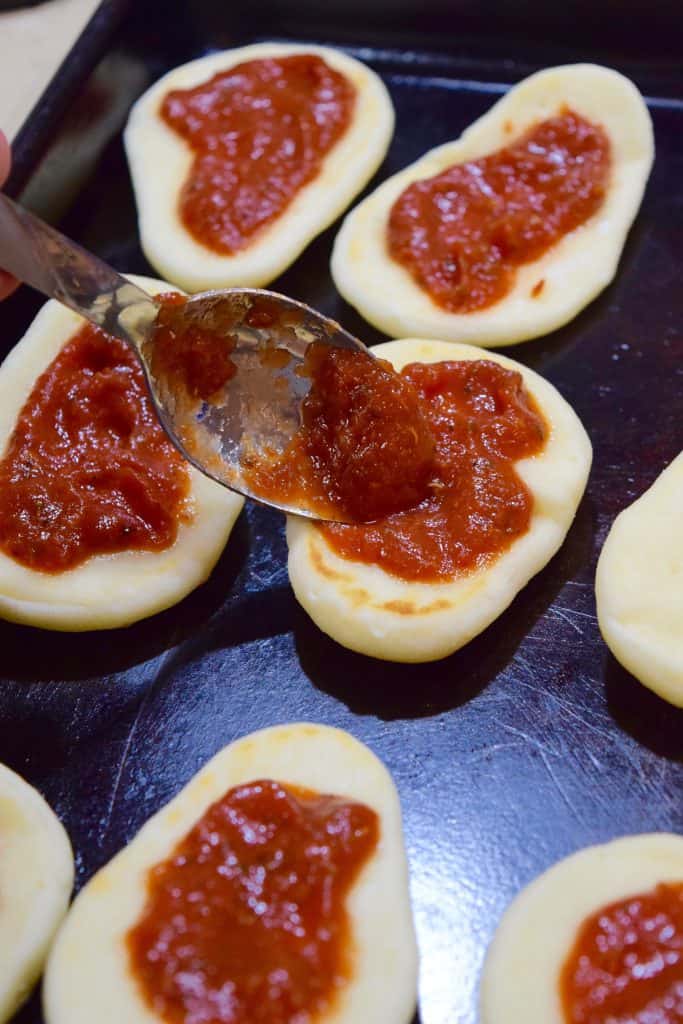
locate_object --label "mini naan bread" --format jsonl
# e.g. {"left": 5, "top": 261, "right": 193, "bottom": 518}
{"left": 596, "top": 452, "right": 683, "bottom": 707}
{"left": 125, "top": 43, "right": 395, "bottom": 292}
{"left": 287, "top": 339, "right": 591, "bottom": 663}
{"left": 332, "top": 64, "right": 653, "bottom": 346}
{"left": 0, "top": 276, "right": 243, "bottom": 631}
{"left": 480, "top": 833, "right": 683, "bottom": 1024}
{"left": 44, "top": 723, "right": 418, "bottom": 1024}
{"left": 0, "top": 763, "right": 73, "bottom": 1024}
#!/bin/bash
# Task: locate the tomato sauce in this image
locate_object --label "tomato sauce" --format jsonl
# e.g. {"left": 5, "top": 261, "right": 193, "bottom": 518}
{"left": 245, "top": 344, "right": 436, "bottom": 523}
{"left": 161, "top": 55, "right": 356, "bottom": 254}
{"left": 388, "top": 108, "right": 610, "bottom": 312}
{"left": 127, "top": 779, "right": 379, "bottom": 1024}
{"left": 0, "top": 324, "right": 190, "bottom": 573}
{"left": 560, "top": 882, "right": 683, "bottom": 1024}
{"left": 320, "top": 359, "right": 546, "bottom": 582}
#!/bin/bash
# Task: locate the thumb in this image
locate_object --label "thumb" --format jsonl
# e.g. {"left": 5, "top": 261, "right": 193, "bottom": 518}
{"left": 0, "top": 133, "right": 19, "bottom": 298}
{"left": 0, "top": 131, "right": 10, "bottom": 187}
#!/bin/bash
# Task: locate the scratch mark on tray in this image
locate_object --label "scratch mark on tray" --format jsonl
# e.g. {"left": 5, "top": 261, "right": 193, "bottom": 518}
{"left": 550, "top": 694, "right": 613, "bottom": 740}
{"left": 99, "top": 711, "right": 144, "bottom": 843}
{"left": 67, "top": 694, "right": 83, "bottom": 737}
{"left": 579, "top": 675, "right": 603, "bottom": 699}
{"left": 501, "top": 722, "right": 554, "bottom": 756}
{"left": 514, "top": 655, "right": 546, "bottom": 689}
{"left": 511, "top": 676, "right": 614, "bottom": 743}
{"left": 98, "top": 653, "right": 172, "bottom": 843}
{"left": 537, "top": 745, "right": 588, "bottom": 830}
{"left": 469, "top": 741, "right": 520, "bottom": 761}
{"left": 640, "top": 760, "right": 680, "bottom": 815}
{"left": 559, "top": 605, "right": 597, "bottom": 620}
{"left": 525, "top": 630, "right": 568, "bottom": 645}
{"left": 585, "top": 748, "right": 603, "bottom": 772}
{"left": 547, "top": 604, "right": 597, "bottom": 636}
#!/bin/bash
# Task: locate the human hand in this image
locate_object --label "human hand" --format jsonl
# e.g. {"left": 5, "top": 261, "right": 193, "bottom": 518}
{"left": 0, "top": 132, "right": 19, "bottom": 300}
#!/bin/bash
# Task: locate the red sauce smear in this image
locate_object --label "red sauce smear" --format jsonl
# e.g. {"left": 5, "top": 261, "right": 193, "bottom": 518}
{"left": 320, "top": 359, "right": 546, "bottom": 581}
{"left": 161, "top": 55, "right": 356, "bottom": 254}
{"left": 560, "top": 882, "right": 683, "bottom": 1024}
{"left": 388, "top": 108, "right": 610, "bottom": 312}
{"left": 245, "top": 344, "right": 437, "bottom": 522}
{"left": 0, "top": 323, "right": 190, "bottom": 573}
{"left": 127, "top": 779, "right": 379, "bottom": 1024}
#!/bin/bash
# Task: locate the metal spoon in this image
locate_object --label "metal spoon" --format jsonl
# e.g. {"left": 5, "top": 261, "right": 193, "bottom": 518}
{"left": 0, "top": 193, "right": 367, "bottom": 521}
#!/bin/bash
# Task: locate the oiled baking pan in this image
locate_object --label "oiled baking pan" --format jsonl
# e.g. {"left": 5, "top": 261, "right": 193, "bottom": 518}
{"left": 2, "top": 2, "right": 682, "bottom": 1022}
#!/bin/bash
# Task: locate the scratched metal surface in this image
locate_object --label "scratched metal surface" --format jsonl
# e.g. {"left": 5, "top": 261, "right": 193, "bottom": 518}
{"left": 2, "top": 7, "right": 683, "bottom": 1024}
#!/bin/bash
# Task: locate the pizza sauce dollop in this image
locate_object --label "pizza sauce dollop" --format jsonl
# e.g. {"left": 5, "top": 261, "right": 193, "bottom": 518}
{"left": 127, "top": 780, "right": 379, "bottom": 1024}
{"left": 388, "top": 109, "right": 610, "bottom": 313}
{"left": 319, "top": 358, "right": 547, "bottom": 582}
{"left": 560, "top": 882, "right": 683, "bottom": 1024}
{"left": 161, "top": 55, "right": 356, "bottom": 254}
{"left": 0, "top": 322, "right": 191, "bottom": 573}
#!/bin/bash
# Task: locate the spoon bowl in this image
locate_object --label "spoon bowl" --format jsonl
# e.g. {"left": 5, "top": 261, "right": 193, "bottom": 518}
{"left": 142, "top": 288, "right": 367, "bottom": 520}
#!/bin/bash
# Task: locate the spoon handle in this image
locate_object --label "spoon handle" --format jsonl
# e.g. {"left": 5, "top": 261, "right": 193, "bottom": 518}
{"left": 0, "top": 192, "right": 158, "bottom": 349}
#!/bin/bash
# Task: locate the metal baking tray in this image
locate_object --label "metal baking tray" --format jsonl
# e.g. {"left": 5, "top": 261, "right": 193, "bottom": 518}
{"left": 2, "top": 3, "right": 682, "bottom": 1022}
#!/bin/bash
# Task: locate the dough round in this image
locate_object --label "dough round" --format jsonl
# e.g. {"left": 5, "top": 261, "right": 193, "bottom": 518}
{"left": 44, "top": 723, "right": 418, "bottom": 1024}
{"left": 0, "top": 275, "right": 243, "bottom": 631}
{"left": 480, "top": 832, "right": 683, "bottom": 1024}
{"left": 0, "top": 763, "right": 74, "bottom": 1024}
{"left": 124, "top": 43, "right": 395, "bottom": 292}
{"left": 287, "top": 339, "right": 591, "bottom": 663}
{"left": 596, "top": 451, "right": 683, "bottom": 707}
{"left": 332, "top": 64, "right": 653, "bottom": 347}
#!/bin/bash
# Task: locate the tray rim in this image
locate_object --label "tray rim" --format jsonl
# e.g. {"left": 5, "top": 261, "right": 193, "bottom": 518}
{"left": 6, "top": 0, "right": 132, "bottom": 199}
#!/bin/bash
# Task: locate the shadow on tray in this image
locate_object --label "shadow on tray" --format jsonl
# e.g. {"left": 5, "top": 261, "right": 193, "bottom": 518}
{"left": 295, "top": 495, "right": 595, "bottom": 719}
{"left": 605, "top": 653, "right": 683, "bottom": 763}
{"left": 9, "top": 988, "right": 40, "bottom": 1024}
{"left": 0, "top": 513, "right": 251, "bottom": 683}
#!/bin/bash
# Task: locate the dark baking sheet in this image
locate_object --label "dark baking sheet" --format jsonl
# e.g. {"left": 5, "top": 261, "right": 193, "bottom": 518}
{"left": 2, "top": 4, "right": 683, "bottom": 1023}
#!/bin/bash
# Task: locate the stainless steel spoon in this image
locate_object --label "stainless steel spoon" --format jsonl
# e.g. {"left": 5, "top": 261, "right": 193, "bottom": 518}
{"left": 0, "top": 193, "right": 367, "bottom": 521}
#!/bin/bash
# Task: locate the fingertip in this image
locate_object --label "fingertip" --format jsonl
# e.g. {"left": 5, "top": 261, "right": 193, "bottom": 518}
{"left": 0, "top": 270, "right": 19, "bottom": 301}
{"left": 0, "top": 130, "right": 10, "bottom": 185}
{"left": 0, "top": 142, "right": 17, "bottom": 296}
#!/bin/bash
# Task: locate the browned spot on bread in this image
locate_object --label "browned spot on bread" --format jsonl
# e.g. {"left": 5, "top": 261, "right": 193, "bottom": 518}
{"left": 380, "top": 598, "right": 451, "bottom": 616}
{"left": 348, "top": 587, "right": 371, "bottom": 608}
{"left": 504, "top": 119, "right": 514, "bottom": 134}
{"left": 309, "top": 541, "right": 352, "bottom": 582}
{"left": 531, "top": 279, "right": 545, "bottom": 298}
